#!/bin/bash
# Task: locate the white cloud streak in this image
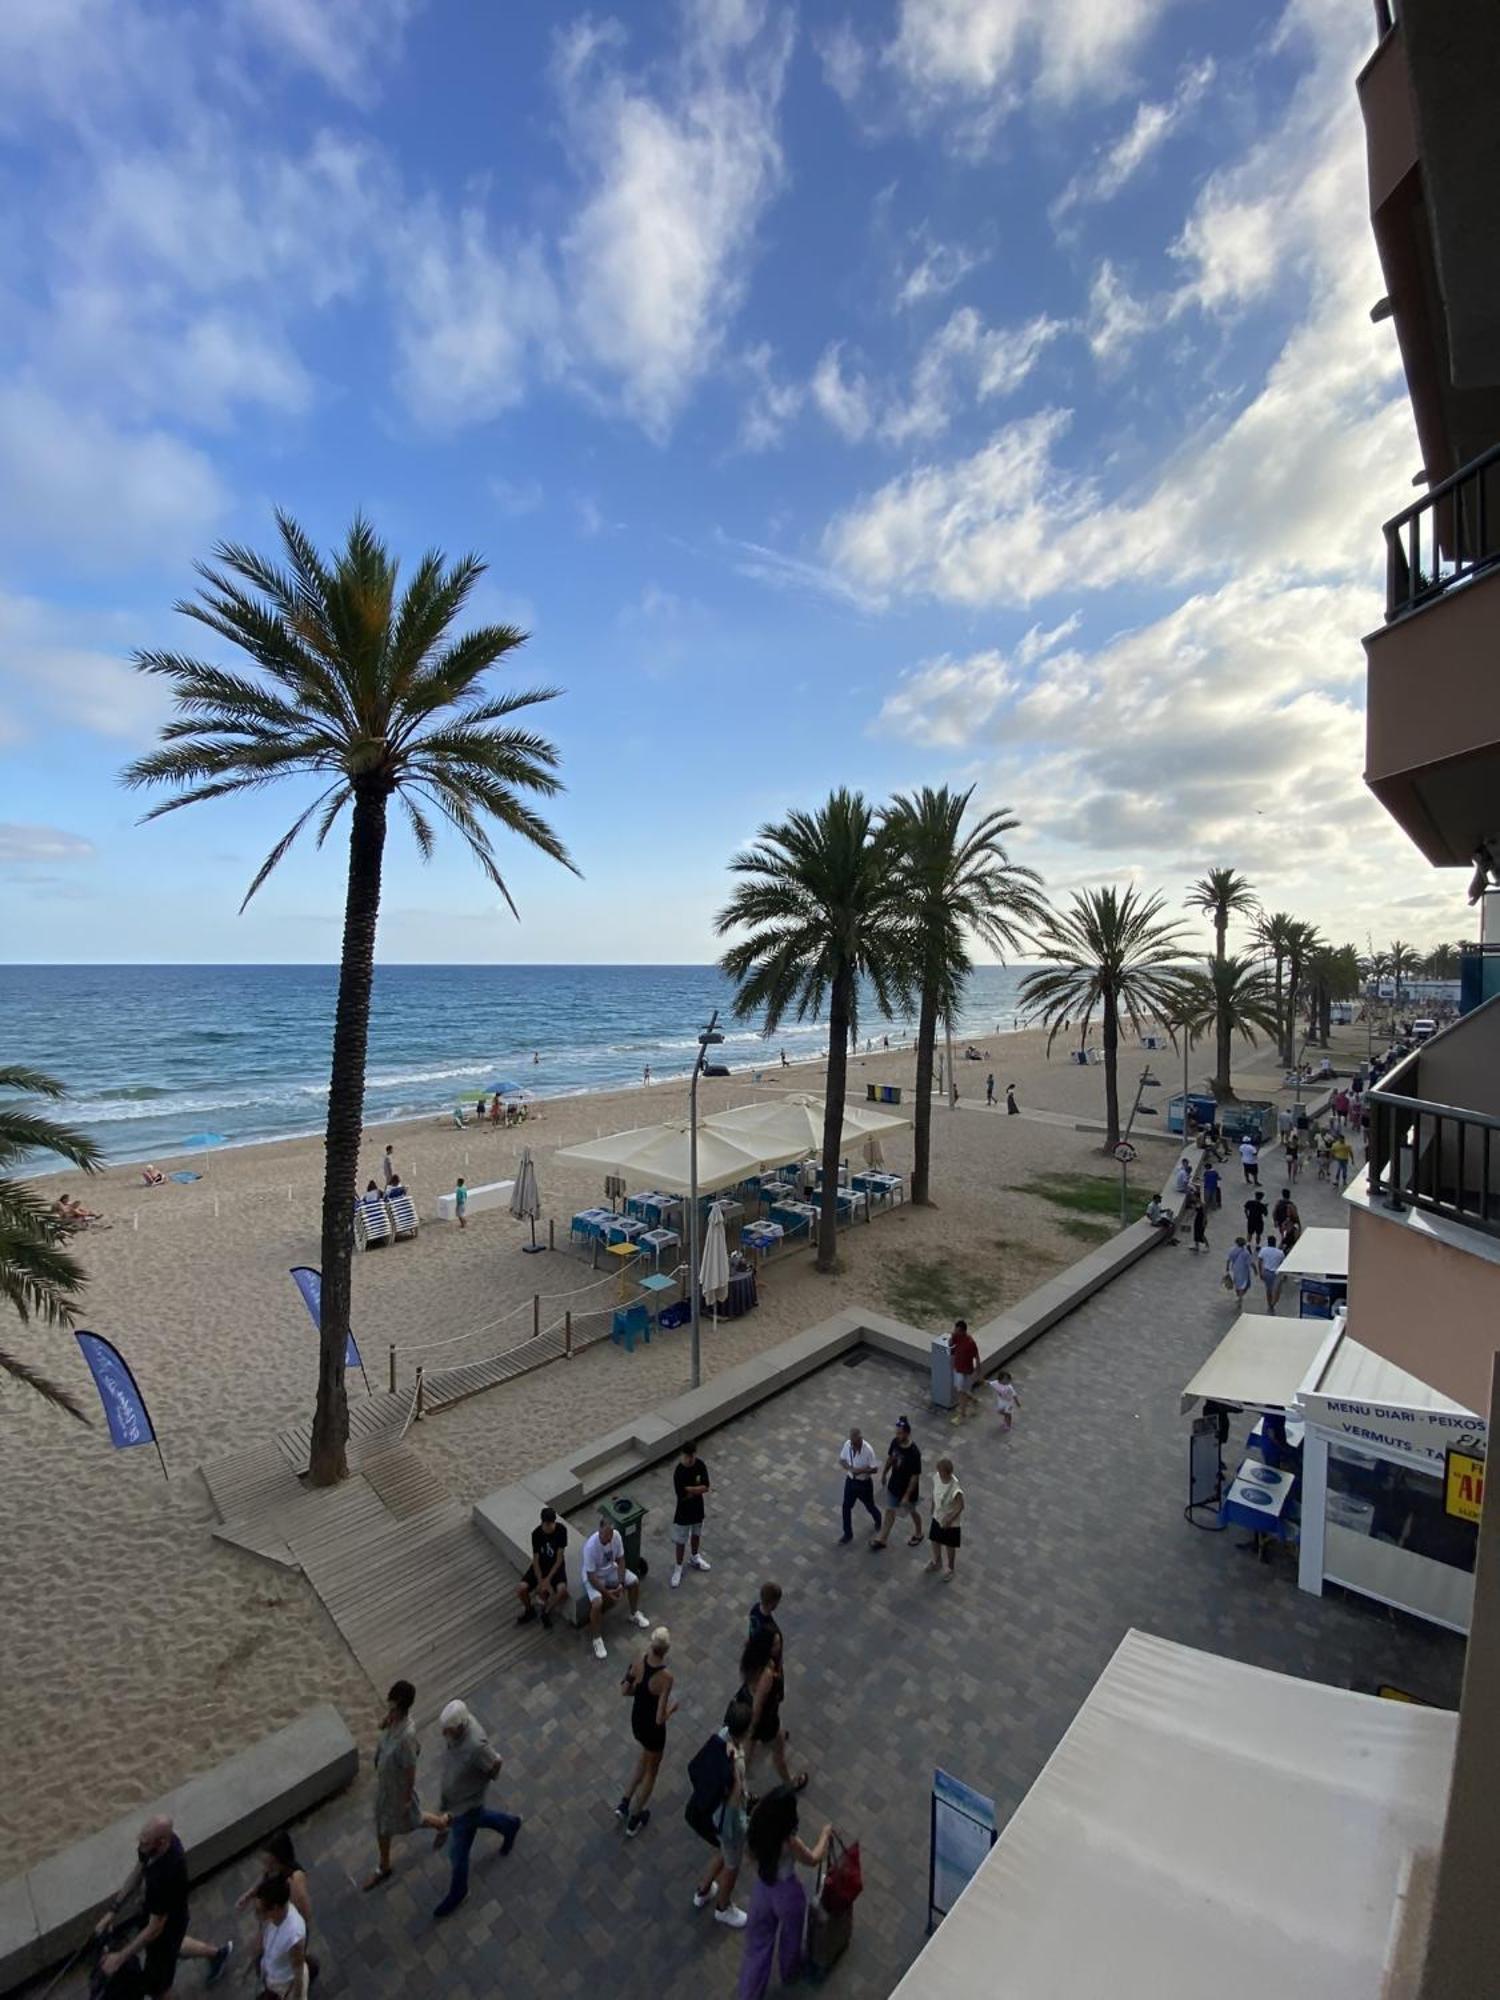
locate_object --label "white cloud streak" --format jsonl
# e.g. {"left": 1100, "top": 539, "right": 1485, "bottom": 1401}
{"left": 1052, "top": 57, "right": 1214, "bottom": 219}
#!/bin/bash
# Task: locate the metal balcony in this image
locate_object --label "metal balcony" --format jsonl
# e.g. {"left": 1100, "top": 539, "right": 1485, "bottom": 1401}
{"left": 1369, "top": 1043, "right": 1500, "bottom": 1238}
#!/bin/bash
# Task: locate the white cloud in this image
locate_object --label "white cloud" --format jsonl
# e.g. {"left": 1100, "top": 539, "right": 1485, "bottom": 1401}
{"left": 1085, "top": 259, "right": 1153, "bottom": 363}
{"left": 818, "top": 19, "right": 867, "bottom": 104}
{"left": 738, "top": 342, "right": 804, "bottom": 450}
{"left": 232, "top": 0, "right": 417, "bottom": 103}
{"left": 810, "top": 343, "right": 874, "bottom": 443}
{"left": 491, "top": 476, "right": 544, "bottom": 517}
{"left": 0, "top": 588, "right": 169, "bottom": 741}
{"left": 1052, "top": 57, "right": 1214, "bottom": 219}
{"left": 895, "top": 225, "right": 986, "bottom": 310}
{"left": 0, "top": 823, "right": 96, "bottom": 866}
{"left": 811, "top": 309, "right": 1064, "bottom": 450}
{"left": 557, "top": 0, "right": 794, "bottom": 439}
{"left": 0, "top": 388, "right": 227, "bottom": 567}
{"left": 887, "top": 0, "right": 1179, "bottom": 126}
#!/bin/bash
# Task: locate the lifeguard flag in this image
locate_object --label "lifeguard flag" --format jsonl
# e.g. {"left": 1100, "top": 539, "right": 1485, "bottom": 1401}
{"left": 74, "top": 1332, "right": 157, "bottom": 1451}
{"left": 289, "top": 1266, "right": 362, "bottom": 1371}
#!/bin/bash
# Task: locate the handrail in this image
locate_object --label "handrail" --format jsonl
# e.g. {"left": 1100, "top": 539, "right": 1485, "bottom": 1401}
{"left": 1369, "top": 1061, "right": 1500, "bottom": 1236}
{"left": 1383, "top": 441, "right": 1500, "bottom": 621}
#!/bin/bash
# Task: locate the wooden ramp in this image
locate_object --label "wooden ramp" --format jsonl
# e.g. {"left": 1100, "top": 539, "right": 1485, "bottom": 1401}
{"left": 419, "top": 1308, "right": 618, "bottom": 1415}
{"left": 274, "top": 1388, "right": 414, "bottom": 1474}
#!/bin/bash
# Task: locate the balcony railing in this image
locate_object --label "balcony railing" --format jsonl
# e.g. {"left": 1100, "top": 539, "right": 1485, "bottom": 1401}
{"left": 1369, "top": 1051, "right": 1500, "bottom": 1237}
{"left": 1384, "top": 442, "right": 1500, "bottom": 621}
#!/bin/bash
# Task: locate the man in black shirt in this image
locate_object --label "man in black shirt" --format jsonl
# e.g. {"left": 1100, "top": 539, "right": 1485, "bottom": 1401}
{"left": 671, "top": 1441, "right": 712, "bottom": 1589}
{"left": 96, "top": 1816, "right": 233, "bottom": 1995}
{"left": 1244, "top": 1191, "right": 1268, "bottom": 1250}
{"left": 870, "top": 1416, "right": 923, "bottom": 1551}
{"left": 515, "top": 1505, "right": 569, "bottom": 1629}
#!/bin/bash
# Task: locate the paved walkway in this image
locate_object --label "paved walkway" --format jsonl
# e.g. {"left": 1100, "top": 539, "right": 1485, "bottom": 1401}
{"left": 38, "top": 1143, "right": 1459, "bottom": 2000}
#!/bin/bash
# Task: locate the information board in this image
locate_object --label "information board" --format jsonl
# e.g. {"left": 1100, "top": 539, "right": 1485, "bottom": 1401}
{"left": 928, "top": 1768, "right": 998, "bottom": 1931}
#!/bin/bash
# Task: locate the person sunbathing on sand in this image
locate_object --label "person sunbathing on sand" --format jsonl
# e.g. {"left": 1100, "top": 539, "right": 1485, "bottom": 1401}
{"left": 141, "top": 1164, "right": 166, "bottom": 1187}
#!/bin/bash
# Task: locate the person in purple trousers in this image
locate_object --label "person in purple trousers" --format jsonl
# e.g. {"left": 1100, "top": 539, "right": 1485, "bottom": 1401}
{"left": 736, "top": 1786, "right": 833, "bottom": 1999}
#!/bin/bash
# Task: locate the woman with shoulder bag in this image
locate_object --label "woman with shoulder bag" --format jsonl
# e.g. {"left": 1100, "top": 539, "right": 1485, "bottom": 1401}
{"left": 736, "top": 1786, "right": 832, "bottom": 1999}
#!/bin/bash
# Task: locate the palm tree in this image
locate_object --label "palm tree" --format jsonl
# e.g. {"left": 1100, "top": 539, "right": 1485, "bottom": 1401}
{"left": 1019, "top": 887, "right": 1190, "bottom": 1149}
{"left": 1255, "top": 910, "right": 1300, "bottom": 1062}
{"left": 882, "top": 786, "right": 1044, "bottom": 1206}
{"left": 123, "top": 513, "right": 576, "bottom": 1484}
{"left": 1422, "top": 943, "right": 1461, "bottom": 981}
{"left": 1, "top": 1067, "right": 104, "bottom": 1421}
{"left": 1185, "top": 868, "right": 1258, "bottom": 1100}
{"left": 1387, "top": 938, "right": 1420, "bottom": 1003}
{"left": 717, "top": 791, "right": 904, "bottom": 1272}
{"left": 1284, "top": 922, "right": 1323, "bottom": 1066}
{"left": 1178, "top": 958, "right": 1278, "bottom": 1092}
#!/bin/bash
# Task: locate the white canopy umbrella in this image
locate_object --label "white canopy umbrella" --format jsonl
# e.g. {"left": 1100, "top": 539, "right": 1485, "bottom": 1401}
{"left": 863, "top": 1134, "right": 886, "bottom": 1171}
{"left": 706, "top": 1092, "right": 908, "bottom": 1157}
{"left": 699, "top": 1203, "right": 731, "bottom": 1326}
{"left": 510, "top": 1147, "right": 543, "bottom": 1253}
{"left": 555, "top": 1119, "right": 800, "bottom": 1195}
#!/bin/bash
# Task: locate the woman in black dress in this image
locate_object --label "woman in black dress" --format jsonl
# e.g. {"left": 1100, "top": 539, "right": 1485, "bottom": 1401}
{"left": 616, "top": 1627, "right": 676, "bottom": 1836}
{"left": 736, "top": 1626, "right": 807, "bottom": 1793}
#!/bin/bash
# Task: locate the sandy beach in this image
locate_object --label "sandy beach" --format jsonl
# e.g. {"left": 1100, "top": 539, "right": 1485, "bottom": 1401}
{"left": 0, "top": 1018, "right": 1349, "bottom": 1874}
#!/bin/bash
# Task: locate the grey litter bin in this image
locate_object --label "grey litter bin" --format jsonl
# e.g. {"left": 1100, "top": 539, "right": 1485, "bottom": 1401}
{"left": 930, "top": 1336, "right": 956, "bottom": 1410}
{"left": 599, "top": 1492, "right": 649, "bottom": 1577}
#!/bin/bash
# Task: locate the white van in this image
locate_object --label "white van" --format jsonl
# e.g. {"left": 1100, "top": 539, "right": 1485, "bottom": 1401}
{"left": 1411, "top": 1018, "right": 1438, "bottom": 1041}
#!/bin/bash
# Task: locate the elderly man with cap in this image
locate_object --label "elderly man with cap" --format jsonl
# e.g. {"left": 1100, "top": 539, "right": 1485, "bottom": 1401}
{"left": 869, "top": 1415, "right": 924, "bottom": 1551}
{"left": 432, "top": 1700, "right": 522, "bottom": 1920}
{"left": 94, "top": 1815, "right": 233, "bottom": 1994}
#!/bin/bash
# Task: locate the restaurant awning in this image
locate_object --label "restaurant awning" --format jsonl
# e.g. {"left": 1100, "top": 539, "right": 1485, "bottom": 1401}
{"left": 889, "top": 1629, "right": 1456, "bottom": 2000}
{"left": 553, "top": 1120, "right": 803, "bottom": 1195}
{"left": 1277, "top": 1227, "right": 1350, "bottom": 1279}
{"left": 705, "top": 1092, "right": 909, "bottom": 1155}
{"left": 1179, "top": 1312, "right": 1337, "bottom": 1416}
{"left": 1300, "top": 1327, "right": 1484, "bottom": 1463}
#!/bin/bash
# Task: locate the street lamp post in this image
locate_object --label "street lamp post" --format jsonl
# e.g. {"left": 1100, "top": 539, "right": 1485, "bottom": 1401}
{"left": 688, "top": 1010, "right": 730, "bottom": 1390}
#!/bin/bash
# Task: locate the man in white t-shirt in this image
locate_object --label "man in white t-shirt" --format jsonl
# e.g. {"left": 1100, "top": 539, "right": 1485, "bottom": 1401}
{"left": 253, "top": 1875, "right": 306, "bottom": 2000}
{"left": 1257, "top": 1237, "right": 1287, "bottom": 1313}
{"left": 1239, "top": 1138, "right": 1260, "bottom": 1185}
{"left": 581, "top": 1516, "right": 651, "bottom": 1661}
{"left": 837, "top": 1424, "right": 881, "bottom": 1542}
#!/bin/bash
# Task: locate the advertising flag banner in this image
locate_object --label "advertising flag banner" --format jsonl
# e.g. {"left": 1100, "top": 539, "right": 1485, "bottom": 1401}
{"left": 74, "top": 1332, "right": 168, "bottom": 1478}
{"left": 289, "top": 1267, "right": 369, "bottom": 1390}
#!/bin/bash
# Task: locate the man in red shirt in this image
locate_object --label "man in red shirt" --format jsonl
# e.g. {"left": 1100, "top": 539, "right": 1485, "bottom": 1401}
{"left": 948, "top": 1319, "right": 981, "bottom": 1423}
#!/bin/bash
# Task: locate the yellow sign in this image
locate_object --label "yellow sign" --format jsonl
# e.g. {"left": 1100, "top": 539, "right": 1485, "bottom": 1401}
{"left": 1445, "top": 1448, "right": 1485, "bottom": 1524}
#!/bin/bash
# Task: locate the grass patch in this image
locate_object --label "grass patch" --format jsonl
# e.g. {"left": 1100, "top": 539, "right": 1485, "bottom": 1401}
{"left": 1008, "top": 1170, "right": 1154, "bottom": 1231}
{"left": 881, "top": 1256, "right": 1001, "bottom": 1329}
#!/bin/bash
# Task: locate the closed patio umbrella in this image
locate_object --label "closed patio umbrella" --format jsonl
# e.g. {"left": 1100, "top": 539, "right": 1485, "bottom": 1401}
{"left": 864, "top": 1133, "right": 886, "bottom": 1171}
{"left": 699, "top": 1202, "right": 730, "bottom": 1328}
{"left": 511, "top": 1147, "right": 543, "bottom": 1253}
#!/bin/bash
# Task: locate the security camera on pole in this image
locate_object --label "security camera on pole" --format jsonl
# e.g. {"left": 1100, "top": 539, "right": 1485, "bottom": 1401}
{"left": 688, "top": 1010, "right": 731, "bottom": 1390}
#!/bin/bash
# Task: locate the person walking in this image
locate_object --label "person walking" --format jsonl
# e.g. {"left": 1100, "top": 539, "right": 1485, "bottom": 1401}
{"left": 692, "top": 1699, "right": 753, "bottom": 1930}
{"left": 94, "top": 1815, "right": 233, "bottom": 1995}
{"left": 924, "top": 1456, "right": 965, "bottom": 1578}
{"left": 1258, "top": 1235, "right": 1287, "bottom": 1313}
{"left": 582, "top": 1515, "right": 652, "bottom": 1660}
{"left": 1243, "top": 1190, "right": 1267, "bottom": 1250}
{"left": 736, "top": 1626, "right": 807, "bottom": 1792}
{"left": 432, "top": 1700, "right": 521, "bottom": 1919}
{"left": 736, "top": 1787, "right": 833, "bottom": 2000}
{"left": 1331, "top": 1132, "right": 1354, "bottom": 1188}
{"left": 1285, "top": 1129, "right": 1302, "bottom": 1182}
{"left": 453, "top": 1176, "right": 468, "bottom": 1230}
{"left": 248, "top": 1874, "right": 308, "bottom": 2000}
{"left": 1272, "top": 1188, "right": 1300, "bottom": 1245}
{"left": 948, "top": 1319, "right": 980, "bottom": 1423}
{"left": 363, "top": 1680, "right": 449, "bottom": 1889}
{"left": 837, "top": 1425, "right": 881, "bottom": 1542}
{"left": 747, "top": 1580, "right": 783, "bottom": 1648}
{"left": 670, "top": 1441, "right": 712, "bottom": 1589}
{"left": 616, "top": 1627, "right": 677, "bottom": 1837}
{"left": 1202, "top": 1161, "right": 1222, "bottom": 1210}
{"left": 515, "top": 1506, "right": 570, "bottom": 1629}
{"left": 382, "top": 1144, "right": 399, "bottom": 1189}
{"left": 1191, "top": 1190, "right": 1210, "bottom": 1253}
{"left": 1239, "top": 1137, "right": 1260, "bottom": 1185}
{"left": 990, "top": 1370, "right": 1020, "bottom": 1431}
{"left": 1225, "top": 1237, "right": 1254, "bottom": 1305}
{"left": 869, "top": 1415, "right": 923, "bottom": 1550}
{"left": 237, "top": 1831, "right": 312, "bottom": 1932}
{"left": 1006, "top": 1083, "right": 1020, "bottom": 1115}
{"left": 985, "top": 1072, "right": 996, "bottom": 1106}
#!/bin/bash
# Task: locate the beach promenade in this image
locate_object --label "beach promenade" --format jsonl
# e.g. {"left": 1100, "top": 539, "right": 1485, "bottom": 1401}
{"left": 1, "top": 1023, "right": 1384, "bottom": 1885}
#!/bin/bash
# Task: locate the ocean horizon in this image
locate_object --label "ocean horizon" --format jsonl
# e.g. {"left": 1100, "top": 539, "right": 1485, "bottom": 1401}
{"left": 0, "top": 962, "right": 1041, "bottom": 1165}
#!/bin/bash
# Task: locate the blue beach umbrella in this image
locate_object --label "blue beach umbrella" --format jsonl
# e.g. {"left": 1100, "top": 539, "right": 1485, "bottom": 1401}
{"left": 489, "top": 1079, "right": 525, "bottom": 1097}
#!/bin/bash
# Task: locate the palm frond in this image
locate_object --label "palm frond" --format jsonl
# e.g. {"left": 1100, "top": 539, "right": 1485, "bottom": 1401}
{"left": 0, "top": 1349, "right": 90, "bottom": 1424}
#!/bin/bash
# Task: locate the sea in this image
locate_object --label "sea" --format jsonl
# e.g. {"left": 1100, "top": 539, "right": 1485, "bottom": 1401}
{"left": 0, "top": 963, "right": 1038, "bottom": 1166}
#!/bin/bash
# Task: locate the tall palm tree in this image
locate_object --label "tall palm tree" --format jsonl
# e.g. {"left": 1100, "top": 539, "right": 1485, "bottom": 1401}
{"left": 1254, "top": 910, "right": 1300, "bottom": 1065}
{"left": 882, "top": 786, "right": 1044, "bottom": 1206}
{"left": 123, "top": 513, "right": 576, "bottom": 1484}
{"left": 1, "top": 1067, "right": 104, "bottom": 1421}
{"left": 1185, "top": 868, "right": 1258, "bottom": 1100}
{"left": 1177, "top": 958, "right": 1278, "bottom": 1092}
{"left": 717, "top": 791, "right": 904, "bottom": 1272}
{"left": 1386, "top": 938, "right": 1420, "bottom": 1003}
{"left": 1284, "top": 922, "right": 1323, "bottom": 1066}
{"left": 1018, "top": 887, "right": 1190, "bottom": 1149}
{"left": 1422, "top": 943, "right": 1461, "bottom": 981}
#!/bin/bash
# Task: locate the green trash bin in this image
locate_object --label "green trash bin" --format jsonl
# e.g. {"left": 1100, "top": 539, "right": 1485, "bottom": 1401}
{"left": 599, "top": 1492, "right": 649, "bottom": 1577}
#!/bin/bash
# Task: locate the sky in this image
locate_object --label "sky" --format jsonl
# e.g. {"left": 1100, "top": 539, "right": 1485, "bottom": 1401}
{"left": 0, "top": 0, "right": 1464, "bottom": 966}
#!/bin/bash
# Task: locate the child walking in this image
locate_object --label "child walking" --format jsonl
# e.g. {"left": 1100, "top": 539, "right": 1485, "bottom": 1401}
{"left": 991, "top": 1371, "right": 1020, "bottom": 1432}
{"left": 454, "top": 1177, "right": 468, "bottom": 1230}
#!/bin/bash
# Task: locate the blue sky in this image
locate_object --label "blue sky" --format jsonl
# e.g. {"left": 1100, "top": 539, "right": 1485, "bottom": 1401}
{"left": 0, "top": 0, "right": 1458, "bottom": 964}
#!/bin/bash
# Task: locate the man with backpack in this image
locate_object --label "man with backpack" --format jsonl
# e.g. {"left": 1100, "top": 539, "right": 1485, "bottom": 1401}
{"left": 688, "top": 1699, "right": 753, "bottom": 1929}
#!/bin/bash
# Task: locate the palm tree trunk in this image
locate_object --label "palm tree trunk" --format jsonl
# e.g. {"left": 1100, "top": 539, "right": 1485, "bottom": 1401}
{"left": 308, "top": 783, "right": 388, "bottom": 1486}
{"left": 910, "top": 981, "right": 938, "bottom": 1206}
{"left": 816, "top": 973, "right": 853, "bottom": 1274}
{"left": 1273, "top": 954, "right": 1285, "bottom": 1062}
{"left": 1102, "top": 990, "right": 1121, "bottom": 1149}
{"left": 1214, "top": 1004, "right": 1234, "bottom": 1103}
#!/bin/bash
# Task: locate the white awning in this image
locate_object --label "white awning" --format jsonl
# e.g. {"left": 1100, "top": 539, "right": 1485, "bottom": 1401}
{"left": 705, "top": 1092, "right": 908, "bottom": 1154}
{"left": 554, "top": 1121, "right": 802, "bottom": 1195}
{"left": 1278, "top": 1228, "right": 1350, "bottom": 1279}
{"left": 890, "top": 1629, "right": 1456, "bottom": 2000}
{"left": 1180, "top": 1312, "right": 1336, "bottom": 1416}
{"left": 1300, "top": 1327, "right": 1484, "bottom": 1465}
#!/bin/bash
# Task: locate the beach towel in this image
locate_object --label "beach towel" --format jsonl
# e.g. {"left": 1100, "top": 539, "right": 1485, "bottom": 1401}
{"left": 169, "top": 1171, "right": 201, "bottom": 1184}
